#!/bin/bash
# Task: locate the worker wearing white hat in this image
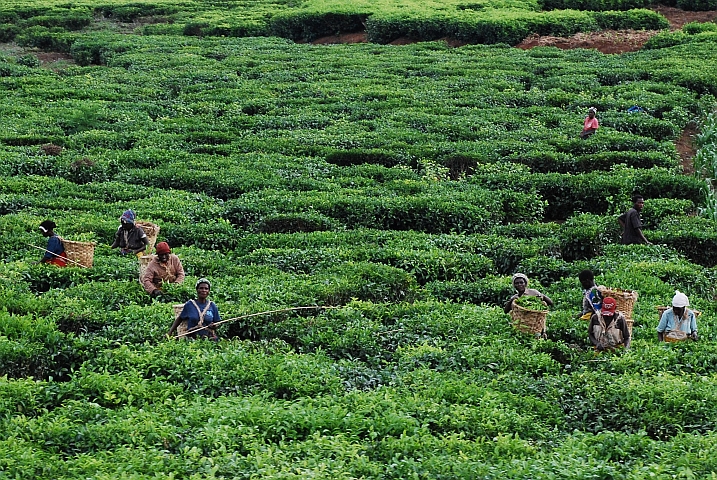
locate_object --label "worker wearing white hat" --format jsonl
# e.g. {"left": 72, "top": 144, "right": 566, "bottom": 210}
{"left": 657, "top": 291, "right": 698, "bottom": 342}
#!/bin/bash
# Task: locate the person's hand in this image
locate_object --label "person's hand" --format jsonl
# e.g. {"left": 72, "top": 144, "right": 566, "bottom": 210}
{"left": 691, "top": 332, "right": 698, "bottom": 341}
{"left": 150, "top": 289, "right": 162, "bottom": 298}
{"left": 596, "top": 343, "right": 605, "bottom": 352}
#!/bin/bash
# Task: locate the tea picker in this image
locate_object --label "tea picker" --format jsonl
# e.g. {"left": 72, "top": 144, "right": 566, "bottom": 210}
{"left": 504, "top": 273, "right": 553, "bottom": 314}
{"left": 110, "top": 209, "right": 150, "bottom": 257}
{"left": 36, "top": 220, "right": 68, "bottom": 267}
{"left": 169, "top": 304, "right": 339, "bottom": 340}
{"left": 589, "top": 296, "right": 631, "bottom": 352}
{"left": 580, "top": 107, "right": 599, "bottom": 139}
{"left": 657, "top": 291, "right": 698, "bottom": 342}
{"left": 577, "top": 269, "right": 605, "bottom": 320}
{"left": 141, "top": 242, "right": 185, "bottom": 298}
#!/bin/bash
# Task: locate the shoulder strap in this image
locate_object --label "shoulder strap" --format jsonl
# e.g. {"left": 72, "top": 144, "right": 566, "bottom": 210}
{"left": 190, "top": 300, "right": 212, "bottom": 327}
{"left": 597, "top": 312, "right": 606, "bottom": 330}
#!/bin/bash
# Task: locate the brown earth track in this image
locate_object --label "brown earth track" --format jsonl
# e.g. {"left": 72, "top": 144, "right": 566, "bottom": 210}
{"left": 313, "top": 6, "right": 717, "bottom": 53}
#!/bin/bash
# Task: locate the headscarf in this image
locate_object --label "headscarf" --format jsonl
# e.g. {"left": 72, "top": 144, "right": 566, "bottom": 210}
{"left": 120, "top": 209, "right": 136, "bottom": 224}
{"left": 511, "top": 273, "right": 529, "bottom": 287}
{"left": 155, "top": 242, "right": 171, "bottom": 255}
{"left": 39, "top": 220, "right": 56, "bottom": 233}
{"left": 195, "top": 277, "right": 211, "bottom": 289}
{"left": 672, "top": 290, "right": 689, "bottom": 307}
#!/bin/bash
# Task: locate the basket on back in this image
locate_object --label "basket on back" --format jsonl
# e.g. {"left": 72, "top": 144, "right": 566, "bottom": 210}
{"left": 135, "top": 221, "right": 160, "bottom": 253}
{"left": 625, "top": 318, "right": 634, "bottom": 338}
{"left": 598, "top": 287, "right": 638, "bottom": 320}
{"left": 60, "top": 239, "right": 95, "bottom": 268}
{"left": 139, "top": 254, "right": 155, "bottom": 280}
{"left": 510, "top": 303, "right": 548, "bottom": 335}
{"left": 657, "top": 306, "right": 701, "bottom": 320}
{"left": 173, "top": 303, "right": 188, "bottom": 339}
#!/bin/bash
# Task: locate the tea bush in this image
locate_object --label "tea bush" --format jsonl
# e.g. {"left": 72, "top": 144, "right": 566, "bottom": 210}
{"left": 2, "top": 14, "right": 717, "bottom": 478}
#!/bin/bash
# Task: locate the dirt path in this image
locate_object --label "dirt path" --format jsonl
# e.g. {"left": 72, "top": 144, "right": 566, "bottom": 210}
{"left": 514, "top": 6, "right": 717, "bottom": 53}
{"left": 676, "top": 123, "right": 698, "bottom": 174}
{"left": 313, "top": 6, "right": 717, "bottom": 53}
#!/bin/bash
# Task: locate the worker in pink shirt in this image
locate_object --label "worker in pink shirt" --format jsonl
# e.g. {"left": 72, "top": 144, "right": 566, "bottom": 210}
{"left": 580, "top": 107, "right": 599, "bottom": 139}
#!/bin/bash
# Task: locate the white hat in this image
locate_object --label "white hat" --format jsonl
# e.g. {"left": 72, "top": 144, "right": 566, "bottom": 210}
{"left": 672, "top": 290, "right": 689, "bottom": 307}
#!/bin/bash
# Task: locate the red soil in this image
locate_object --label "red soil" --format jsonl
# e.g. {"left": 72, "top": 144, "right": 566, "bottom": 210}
{"left": 312, "top": 6, "right": 717, "bottom": 53}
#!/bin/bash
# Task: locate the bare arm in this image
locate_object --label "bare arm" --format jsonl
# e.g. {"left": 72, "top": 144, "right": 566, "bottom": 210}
{"left": 168, "top": 316, "right": 183, "bottom": 337}
{"left": 504, "top": 294, "right": 518, "bottom": 314}
{"left": 637, "top": 229, "right": 651, "bottom": 245}
{"left": 539, "top": 292, "right": 554, "bottom": 308}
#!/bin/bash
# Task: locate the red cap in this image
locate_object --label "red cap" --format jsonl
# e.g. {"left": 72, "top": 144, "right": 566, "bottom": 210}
{"left": 602, "top": 297, "right": 616, "bottom": 314}
{"left": 155, "top": 242, "right": 171, "bottom": 255}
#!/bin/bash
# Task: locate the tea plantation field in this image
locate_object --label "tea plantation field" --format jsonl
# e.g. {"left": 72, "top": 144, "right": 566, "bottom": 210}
{"left": 2, "top": 1, "right": 717, "bottom": 478}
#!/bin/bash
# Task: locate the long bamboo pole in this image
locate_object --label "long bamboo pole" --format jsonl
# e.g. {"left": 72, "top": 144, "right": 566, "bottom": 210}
{"left": 171, "top": 305, "right": 339, "bottom": 339}
{"left": 27, "top": 243, "right": 87, "bottom": 267}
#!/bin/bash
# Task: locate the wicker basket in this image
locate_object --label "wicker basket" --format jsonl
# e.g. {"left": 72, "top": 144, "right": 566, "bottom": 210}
{"left": 626, "top": 318, "right": 634, "bottom": 338}
{"left": 139, "top": 254, "right": 155, "bottom": 280}
{"left": 135, "top": 221, "right": 160, "bottom": 253}
{"left": 510, "top": 303, "right": 548, "bottom": 335}
{"left": 60, "top": 239, "right": 95, "bottom": 268}
{"left": 598, "top": 287, "right": 638, "bottom": 320}
{"left": 657, "top": 306, "right": 670, "bottom": 321}
{"left": 173, "top": 303, "right": 188, "bottom": 339}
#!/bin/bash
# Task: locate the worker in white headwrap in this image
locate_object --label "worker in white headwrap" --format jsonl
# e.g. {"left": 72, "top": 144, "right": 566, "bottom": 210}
{"left": 504, "top": 273, "right": 554, "bottom": 313}
{"left": 657, "top": 290, "right": 698, "bottom": 342}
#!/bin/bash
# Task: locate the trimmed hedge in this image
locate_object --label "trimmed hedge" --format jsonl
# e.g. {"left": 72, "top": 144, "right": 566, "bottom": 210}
{"left": 651, "top": 216, "right": 717, "bottom": 267}
{"left": 224, "top": 186, "right": 546, "bottom": 234}
{"left": 469, "top": 168, "right": 704, "bottom": 220}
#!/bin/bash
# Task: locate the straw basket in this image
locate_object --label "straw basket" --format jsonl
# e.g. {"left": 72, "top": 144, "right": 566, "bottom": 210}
{"left": 626, "top": 318, "right": 634, "bottom": 338}
{"left": 136, "top": 221, "right": 160, "bottom": 253}
{"left": 510, "top": 304, "right": 548, "bottom": 335}
{"left": 598, "top": 287, "right": 638, "bottom": 320}
{"left": 60, "top": 239, "right": 95, "bottom": 268}
{"left": 657, "top": 306, "right": 701, "bottom": 320}
{"left": 139, "top": 254, "right": 155, "bottom": 280}
{"left": 173, "top": 303, "right": 188, "bottom": 339}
